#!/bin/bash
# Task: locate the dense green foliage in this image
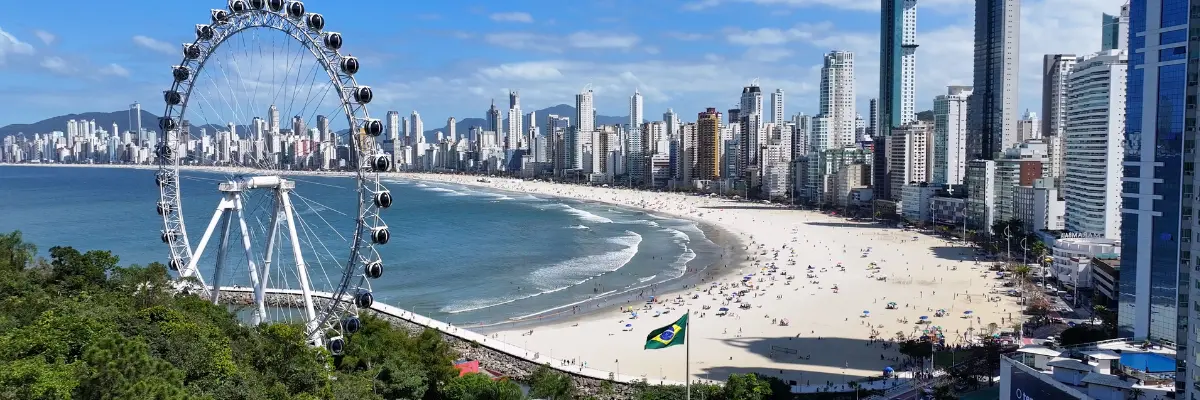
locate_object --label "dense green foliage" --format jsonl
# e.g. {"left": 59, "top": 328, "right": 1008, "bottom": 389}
{"left": 0, "top": 231, "right": 500, "bottom": 400}
{"left": 0, "top": 231, "right": 801, "bottom": 399}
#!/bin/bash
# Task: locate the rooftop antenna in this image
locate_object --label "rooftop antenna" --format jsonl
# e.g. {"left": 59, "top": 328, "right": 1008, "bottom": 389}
{"left": 751, "top": 78, "right": 760, "bottom": 87}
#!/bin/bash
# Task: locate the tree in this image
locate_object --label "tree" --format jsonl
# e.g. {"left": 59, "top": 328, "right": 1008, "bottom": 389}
{"left": 375, "top": 357, "right": 430, "bottom": 400}
{"left": 529, "top": 364, "right": 575, "bottom": 400}
{"left": 931, "top": 384, "right": 956, "bottom": 400}
{"left": 77, "top": 334, "right": 188, "bottom": 400}
{"left": 722, "top": 373, "right": 772, "bottom": 400}
{"left": 442, "top": 373, "right": 522, "bottom": 400}
{"left": 48, "top": 246, "right": 119, "bottom": 292}
{"left": 1093, "top": 304, "right": 1118, "bottom": 337}
{"left": 1059, "top": 325, "right": 1113, "bottom": 347}
{"left": 899, "top": 339, "right": 933, "bottom": 360}
{"left": 1012, "top": 264, "right": 1032, "bottom": 280}
{"left": 0, "top": 230, "right": 36, "bottom": 272}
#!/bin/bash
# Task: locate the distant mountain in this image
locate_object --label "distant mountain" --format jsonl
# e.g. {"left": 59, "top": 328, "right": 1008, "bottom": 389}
{"left": 419, "top": 104, "right": 630, "bottom": 141}
{"left": 0, "top": 110, "right": 163, "bottom": 139}
{"left": 916, "top": 110, "right": 934, "bottom": 123}
{"left": 0, "top": 104, "right": 632, "bottom": 143}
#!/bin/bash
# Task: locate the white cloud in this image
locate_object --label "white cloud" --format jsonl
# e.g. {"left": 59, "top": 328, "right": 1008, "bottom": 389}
{"left": 644, "top": 46, "right": 661, "bottom": 55}
{"left": 490, "top": 12, "right": 534, "bottom": 23}
{"left": 132, "top": 35, "right": 176, "bottom": 55}
{"left": 483, "top": 32, "right": 560, "bottom": 52}
{"left": 567, "top": 32, "right": 640, "bottom": 49}
{"left": 911, "top": 0, "right": 1125, "bottom": 112}
{"left": 98, "top": 63, "right": 130, "bottom": 78}
{"left": 372, "top": 56, "right": 820, "bottom": 124}
{"left": 0, "top": 27, "right": 35, "bottom": 66}
{"left": 33, "top": 30, "right": 55, "bottom": 46}
{"left": 477, "top": 62, "right": 565, "bottom": 80}
{"left": 483, "top": 31, "right": 641, "bottom": 52}
{"left": 723, "top": 23, "right": 833, "bottom": 46}
{"left": 39, "top": 56, "right": 72, "bottom": 74}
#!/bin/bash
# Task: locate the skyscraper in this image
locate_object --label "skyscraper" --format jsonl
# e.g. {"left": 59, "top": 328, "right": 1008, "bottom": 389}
{"left": 486, "top": 100, "right": 501, "bottom": 134}
{"left": 878, "top": 0, "right": 918, "bottom": 138}
{"left": 387, "top": 111, "right": 400, "bottom": 142}
{"left": 933, "top": 86, "right": 972, "bottom": 185}
{"left": 575, "top": 87, "right": 595, "bottom": 135}
{"left": 409, "top": 111, "right": 423, "bottom": 145}
{"left": 770, "top": 89, "right": 785, "bottom": 126}
{"left": 738, "top": 84, "right": 764, "bottom": 177}
{"left": 867, "top": 98, "right": 879, "bottom": 137}
{"left": 129, "top": 102, "right": 143, "bottom": 144}
{"left": 663, "top": 109, "right": 679, "bottom": 140}
{"left": 1063, "top": 50, "right": 1125, "bottom": 240}
{"left": 630, "top": 89, "right": 643, "bottom": 136}
{"left": 1101, "top": 2, "right": 1130, "bottom": 51}
{"left": 506, "top": 91, "right": 522, "bottom": 149}
{"left": 268, "top": 105, "right": 279, "bottom": 134}
{"left": 1041, "top": 54, "right": 1077, "bottom": 141}
{"left": 696, "top": 108, "right": 722, "bottom": 181}
{"left": 1122, "top": 2, "right": 1191, "bottom": 395}
{"left": 819, "top": 51, "right": 856, "bottom": 148}
{"left": 966, "top": 0, "right": 1020, "bottom": 161}
{"left": 316, "top": 115, "right": 329, "bottom": 143}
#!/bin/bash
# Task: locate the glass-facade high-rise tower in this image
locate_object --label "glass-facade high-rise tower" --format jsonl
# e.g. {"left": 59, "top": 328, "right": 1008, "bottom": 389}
{"left": 1120, "top": 0, "right": 1191, "bottom": 395}
{"left": 966, "top": 0, "right": 1020, "bottom": 161}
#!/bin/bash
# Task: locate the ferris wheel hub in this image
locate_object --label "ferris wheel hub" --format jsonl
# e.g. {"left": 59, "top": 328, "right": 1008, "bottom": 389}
{"left": 218, "top": 176, "right": 295, "bottom": 192}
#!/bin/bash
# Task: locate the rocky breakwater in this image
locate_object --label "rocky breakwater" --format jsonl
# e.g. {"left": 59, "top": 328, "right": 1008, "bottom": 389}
{"left": 215, "top": 289, "right": 637, "bottom": 399}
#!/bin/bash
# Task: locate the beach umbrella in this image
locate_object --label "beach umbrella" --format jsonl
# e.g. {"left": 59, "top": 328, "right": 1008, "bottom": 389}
{"left": 963, "top": 310, "right": 973, "bottom": 315}
{"left": 919, "top": 316, "right": 929, "bottom": 320}
{"left": 719, "top": 307, "right": 729, "bottom": 312}
{"left": 863, "top": 310, "right": 870, "bottom": 315}
{"left": 625, "top": 323, "right": 632, "bottom": 328}
{"left": 888, "top": 302, "right": 897, "bottom": 306}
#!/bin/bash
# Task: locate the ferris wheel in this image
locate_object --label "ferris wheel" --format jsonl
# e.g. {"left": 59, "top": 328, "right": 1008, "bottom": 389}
{"left": 153, "top": 0, "right": 394, "bottom": 355}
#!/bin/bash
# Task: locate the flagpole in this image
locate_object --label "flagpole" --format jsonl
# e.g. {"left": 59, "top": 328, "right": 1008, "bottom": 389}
{"left": 686, "top": 309, "right": 691, "bottom": 400}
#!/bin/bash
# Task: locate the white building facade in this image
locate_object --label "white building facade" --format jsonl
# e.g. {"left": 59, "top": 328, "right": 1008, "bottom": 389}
{"left": 1063, "top": 50, "right": 1126, "bottom": 240}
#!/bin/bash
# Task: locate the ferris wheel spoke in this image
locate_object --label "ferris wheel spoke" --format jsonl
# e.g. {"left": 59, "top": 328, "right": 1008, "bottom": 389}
{"left": 290, "top": 201, "right": 339, "bottom": 293}
{"left": 157, "top": 1, "right": 388, "bottom": 355}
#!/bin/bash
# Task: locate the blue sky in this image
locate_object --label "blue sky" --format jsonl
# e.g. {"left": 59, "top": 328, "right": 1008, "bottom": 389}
{"left": 0, "top": 0, "right": 1125, "bottom": 128}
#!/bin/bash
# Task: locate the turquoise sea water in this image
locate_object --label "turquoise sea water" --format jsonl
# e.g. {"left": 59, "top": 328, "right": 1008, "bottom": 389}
{"left": 0, "top": 165, "right": 721, "bottom": 327}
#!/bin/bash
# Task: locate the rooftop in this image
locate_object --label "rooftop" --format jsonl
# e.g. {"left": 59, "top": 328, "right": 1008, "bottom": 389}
{"left": 1008, "top": 339, "right": 1177, "bottom": 399}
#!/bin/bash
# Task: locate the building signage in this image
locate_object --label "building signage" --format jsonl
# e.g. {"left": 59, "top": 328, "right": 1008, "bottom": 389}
{"left": 1009, "top": 365, "right": 1074, "bottom": 399}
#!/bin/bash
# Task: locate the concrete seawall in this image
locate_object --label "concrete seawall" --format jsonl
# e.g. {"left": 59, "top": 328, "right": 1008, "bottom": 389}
{"left": 216, "top": 287, "right": 682, "bottom": 398}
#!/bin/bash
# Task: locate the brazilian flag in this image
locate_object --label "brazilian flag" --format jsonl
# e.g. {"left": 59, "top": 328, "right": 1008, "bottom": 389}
{"left": 644, "top": 313, "right": 688, "bottom": 349}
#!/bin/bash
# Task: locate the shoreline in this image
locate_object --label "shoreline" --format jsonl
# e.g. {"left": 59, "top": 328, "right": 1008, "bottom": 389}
{"left": 4, "top": 163, "right": 1024, "bottom": 388}
{"left": 396, "top": 173, "right": 754, "bottom": 333}
{"left": 0, "top": 163, "right": 751, "bottom": 332}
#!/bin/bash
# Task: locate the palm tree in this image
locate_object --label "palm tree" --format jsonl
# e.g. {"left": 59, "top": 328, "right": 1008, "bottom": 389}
{"left": 1013, "top": 264, "right": 1032, "bottom": 280}
{"left": 1128, "top": 387, "right": 1145, "bottom": 399}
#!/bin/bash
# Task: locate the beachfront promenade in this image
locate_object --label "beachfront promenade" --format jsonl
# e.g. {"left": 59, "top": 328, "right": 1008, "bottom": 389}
{"left": 218, "top": 286, "right": 686, "bottom": 385}
{"left": 217, "top": 286, "right": 918, "bottom": 395}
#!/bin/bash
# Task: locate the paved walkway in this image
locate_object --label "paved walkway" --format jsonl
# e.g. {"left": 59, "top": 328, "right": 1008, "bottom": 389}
{"left": 219, "top": 286, "right": 685, "bottom": 385}
{"left": 220, "top": 286, "right": 921, "bottom": 393}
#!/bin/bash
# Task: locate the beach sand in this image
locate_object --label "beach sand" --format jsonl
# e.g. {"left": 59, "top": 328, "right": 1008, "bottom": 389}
{"left": 399, "top": 173, "right": 1022, "bottom": 387}
{"left": 6, "top": 164, "right": 1022, "bottom": 388}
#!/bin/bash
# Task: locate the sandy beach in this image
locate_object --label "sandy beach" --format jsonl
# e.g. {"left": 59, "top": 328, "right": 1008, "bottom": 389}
{"left": 396, "top": 173, "right": 1023, "bottom": 388}
{"left": 7, "top": 164, "right": 1022, "bottom": 389}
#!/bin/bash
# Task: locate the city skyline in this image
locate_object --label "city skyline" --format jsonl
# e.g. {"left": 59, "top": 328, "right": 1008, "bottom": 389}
{"left": 0, "top": 0, "right": 1124, "bottom": 127}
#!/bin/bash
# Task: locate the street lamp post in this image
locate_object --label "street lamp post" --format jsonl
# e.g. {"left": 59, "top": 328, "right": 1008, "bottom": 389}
{"left": 1021, "top": 237, "right": 1028, "bottom": 266}
{"left": 1004, "top": 225, "right": 1012, "bottom": 266}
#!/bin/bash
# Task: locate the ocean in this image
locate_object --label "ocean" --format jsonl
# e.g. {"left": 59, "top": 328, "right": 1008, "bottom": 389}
{"left": 0, "top": 165, "right": 722, "bottom": 328}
